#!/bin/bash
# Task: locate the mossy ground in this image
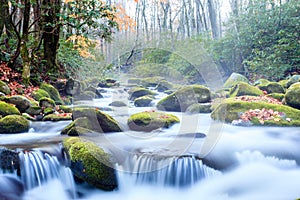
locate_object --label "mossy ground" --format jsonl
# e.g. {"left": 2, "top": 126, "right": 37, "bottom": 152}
{"left": 128, "top": 111, "right": 180, "bottom": 132}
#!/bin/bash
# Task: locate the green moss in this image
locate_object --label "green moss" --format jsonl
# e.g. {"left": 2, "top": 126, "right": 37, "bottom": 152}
{"left": 128, "top": 87, "right": 156, "bottom": 100}
{"left": 40, "top": 83, "right": 63, "bottom": 104}
{"left": 0, "top": 101, "right": 21, "bottom": 117}
{"left": 72, "top": 108, "right": 122, "bottom": 133}
{"left": 63, "top": 137, "right": 117, "bottom": 190}
{"left": 0, "top": 80, "right": 11, "bottom": 95}
{"left": 285, "top": 83, "right": 300, "bottom": 109}
{"left": 279, "top": 79, "right": 289, "bottom": 89}
{"left": 39, "top": 97, "right": 56, "bottom": 108}
{"left": 157, "top": 85, "right": 211, "bottom": 112}
{"left": 31, "top": 89, "right": 50, "bottom": 101}
{"left": 254, "top": 79, "right": 270, "bottom": 86}
{"left": 43, "top": 107, "right": 54, "bottom": 115}
{"left": 134, "top": 96, "right": 153, "bottom": 107}
{"left": 42, "top": 114, "right": 72, "bottom": 121}
{"left": 211, "top": 98, "right": 300, "bottom": 126}
{"left": 25, "top": 106, "right": 42, "bottom": 116}
{"left": 128, "top": 111, "right": 180, "bottom": 132}
{"left": 258, "top": 82, "right": 285, "bottom": 94}
{"left": 0, "top": 115, "right": 30, "bottom": 133}
{"left": 230, "top": 82, "right": 263, "bottom": 97}
{"left": 223, "top": 73, "right": 249, "bottom": 88}
{"left": 59, "top": 105, "right": 72, "bottom": 113}
{"left": 266, "top": 93, "right": 285, "bottom": 101}
{"left": 61, "top": 117, "right": 93, "bottom": 135}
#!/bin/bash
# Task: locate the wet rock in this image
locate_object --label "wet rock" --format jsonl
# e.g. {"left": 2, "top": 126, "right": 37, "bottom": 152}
{"left": 109, "top": 101, "right": 127, "bottom": 107}
{"left": 0, "top": 174, "right": 24, "bottom": 200}
{"left": 186, "top": 103, "right": 212, "bottom": 114}
{"left": 63, "top": 137, "right": 118, "bottom": 191}
{"left": 134, "top": 96, "right": 153, "bottom": 107}
{"left": 128, "top": 87, "right": 156, "bottom": 100}
{"left": 0, "top": 115, "right": 30, "bottom": 133}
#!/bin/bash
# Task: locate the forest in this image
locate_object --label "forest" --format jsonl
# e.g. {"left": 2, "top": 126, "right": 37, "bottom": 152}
{"left": 0, "top": 0, "right": 299, "bottom": 87}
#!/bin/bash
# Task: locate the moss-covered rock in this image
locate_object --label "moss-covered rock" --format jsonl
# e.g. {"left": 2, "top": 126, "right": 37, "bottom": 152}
{"left": 155, "top": 80, "right": 173, "bottom": 92}
{"left": 61, "top": 117, "right": 93, "bottom": 135}
{"left": 0, "top": 101, "right": 21, "bottom": 117}
{"left": 72, "top": 108, "right": 122, "bottom": 133}
{"left": 134, "top": 96, "right": 153, "bottom": 107}
{"left": 42, "top": 113, "right": 72, "bottom": 121}
{"left": 287, "top": 75, "right": 300, "bottom": 88}
{"left": 128, "top": 87, "right": 156, "bottom": 100}
{"left": 24, "top": 106, "right": 42, "bottom": 116}
{"left": 157, "top": 85, "right": 211, "bottom": 112}
{"left": 230, "top": 82, "right": 263, "bottom": 97}
{"left": 31, "top": 89, "right": 50, "bottom": 101}
{"left": 257, "top": 82, "right": 285, "bottom": 94}
{"left": 266, "top": 93, "right": 285, "bottom": 101}
{"left": 43, "top": 107, "right": 54, "bottom": 115}
{"left": 0, "top": 115, "right": 30, "bottom": 133}
{"left": 223, "top": 73, "right": 249, "bottom": 88}
{"left": 109, "top": 101, "right": 127, "bottom": 107}
{"left": 5, "top": 95, "right": 32, "bottom": 113}
{"left": 186, "top": 103, "right": 212, "bottom": 114}
{"left": 39, "top": 97, "right": 56, "bottom": 108}
{"left": 285, "top": 83, "right": 300, "bottom": 109}
{"left": 279, "top": 79, "right": 289, "bottom": 89}
{"left": 211, "top": 98, "right": 300, "bottom": 126}
{"left": 0, "top": 81, "right": 11, "bottom": 95}
{"left": 63, "top": 137, "right": 118, "bottom": 191}
{"left": 253, "top": 79, "right": 270, "bottom": 86}
{"left": 40, "top": 83, "right": 63, "bottom": 104}
{"left": 128, "top": 111, "right": 180, "bottom": 132}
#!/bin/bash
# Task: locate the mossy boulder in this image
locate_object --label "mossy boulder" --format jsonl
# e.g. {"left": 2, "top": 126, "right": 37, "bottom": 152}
{"left": 61, "top": 117, "right": 94, "bottom": 135}
{"left": 266, "top": 93, "right": 285, "bottom": 101}
{"left": 155, "top": 80, "right": 173, "bottom": 92}
{"left": 186, "top": 103, "right": 212, "bottom": 114}
{"left": 134, "top": 96, "right": 153, "bottom": 107}
{"left": 72, "top": 108, "right": 122, "bottom": 133}
{"left": 40, "top": 83, "right": 63, "bottom": 104}
{"left": 257, "top": 82, "right": 285, "bottom": 94}
{"left": 285, "top": 83, "right": 300, "bottom": 109}
{"left": 128, "top": 87, "right": 156, "bottom": 100}
{"left": 0, "top": 115, "right": 30, "bottom": 133}
{"left": 25, "top": 106, "right": 42, "bottom": 116}
{"left": 5, "top": 95, "right": 32, "bottom": 113}
{"left": 223, "top": 73, "right": 249, "bottom": 88}
{"left": 31, "top": 89, "right": 50, "bottom": 101}
{"left": 253, "top": 79, "right": 270, "bottom": 86}
{"left": 109, "top": 101, "right": 127, "bottom": 107}
{"left": 143, "top": 77, "right": 165, "bottom": 87}
{"left": 157, "top": 85, "right": 211, "bottom": 112}
{"left": 0, "top": 81, "right": 11, "bottom": 95}
{"left": 279, "top": 79, "right": 289, "bottom": 89}
{"left": 42, "top": 113, "right": 72, "bottom": 121}
{"left": 39, "top": 97, "right": 56, "bottom": 108}
{"left": 127, "top": 111, "right": 180, "bottom": 132}
{"left": 58, "top": 105, "right": 72, "bottom": 113}
{"left": 230, "top": 82, "right": 263, "bottom": 97}
{"left": 287, "top": 75, "right": 300, "bottom": 88}
{"left": 211, "top": 98, "right": 300, "bottom": 126}
{"left": 63, "top": 137, "right": 118, "bottom": 191}
{"left": 0, "top": 101, "right": 21, "bottom": 117}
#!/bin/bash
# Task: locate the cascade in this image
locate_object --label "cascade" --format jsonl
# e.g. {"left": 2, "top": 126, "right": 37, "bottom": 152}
{"left": 119, "top": 153, "right": 221, "bottom": 188}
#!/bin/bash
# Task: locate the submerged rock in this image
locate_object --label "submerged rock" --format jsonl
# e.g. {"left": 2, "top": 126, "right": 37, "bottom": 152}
{"left": 0, "top": 101, "right": 21, "bottom": 117}
{"left": 157, "top": 85, "right": 211, "bottom": 112}
{"left": 128, "top": 111, "right": 180, "bottom": 132}
{"left": 0, "top": 174, "right": 24, "bottom": 200}
{"left": 63, "top": 137, "right": 118, "bottom": 191}
{"left": 0, "top": 115, "right": 30, "bottom": 133}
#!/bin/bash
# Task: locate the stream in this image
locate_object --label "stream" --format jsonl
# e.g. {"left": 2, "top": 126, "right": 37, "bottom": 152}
{"left": 1, "top": 86, "right": 300, "bottom": 199}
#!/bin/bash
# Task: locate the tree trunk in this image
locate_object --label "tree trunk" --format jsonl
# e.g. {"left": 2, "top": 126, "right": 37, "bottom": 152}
{"left": 42, "top": 0, "right": 61, "bottom": 71}
{"left": 0, "top": 0, "right": 5, "bottom": 38}
{"left": 207, "top": 0, "right": 219, "bottom": 39}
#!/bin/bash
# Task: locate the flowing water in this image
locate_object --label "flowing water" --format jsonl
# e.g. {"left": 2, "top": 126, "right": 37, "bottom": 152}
{"left": 1, "top": 86, "right": 300, "bottom": 199}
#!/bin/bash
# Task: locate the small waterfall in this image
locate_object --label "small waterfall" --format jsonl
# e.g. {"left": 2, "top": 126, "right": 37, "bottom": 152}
{"left": 19, "top": 150, "right": 76, "bottom": 198}
{"left": 119, "top": 153, "right": 221, "bottom": 188}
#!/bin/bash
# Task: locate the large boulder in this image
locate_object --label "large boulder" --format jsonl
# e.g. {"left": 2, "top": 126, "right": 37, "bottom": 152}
{"left": 285, "top": 83, "right": 300, "bottom": 109}
{"left": 211, "top": 97, "right": 300, "bottom": 126}
{"left": 0, "top": 81, "right": 10, "bottom": 95}
{"left": 286, "top": 75, "right": 300, "bottom": 88}
{"left": 230, "top": 82, "right": 263, "bottom": 97}
{"left": 128, "top": 111, "right": 180, "bottom": 132}
{"left": 0, "top": 115, "right": 30, "bottom": 133}
{"left": 257, "top": 82, "right": 285, "bottom": 94}
{"left": 128, "top": 87, "right": 156, "bottom": 100}
{"left": 40, "top": 83, "right": 63, "bottom": 104}
{"left": 223, "top": 73, "right": 249, "bottom": 88}
{"left": 155, "top": 80, "right": 173, "bottom": 92}
{"left": 5, "top": 95, "right": 32, "bottom": 113}
{"left": 0, "top": 101, "right": 21, "bottom": 117}
{"left": 72, "top": 108, "right": 122, "bottom": 133}
{"left": 157, "top": 85, "right": 211, "bottom": 112}
{"left": 134, "top": 96, "right": 153, "bottom": 107}
{"left": 61, "top": 117, "right": 94, "bottom": 136}
{"left": 63, "top": 137, "right": 118, "bottom": 191}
